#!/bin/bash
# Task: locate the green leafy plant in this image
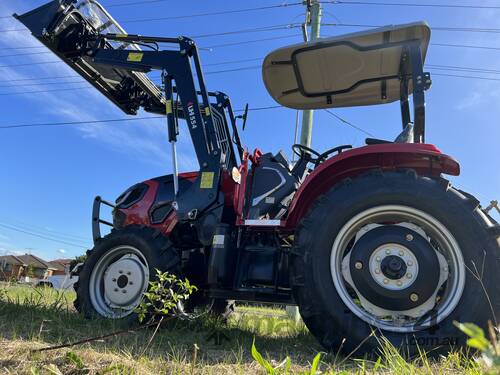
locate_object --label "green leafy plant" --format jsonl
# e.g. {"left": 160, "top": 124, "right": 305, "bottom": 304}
{"left": 455, "top": 321, "right": 499, "bottom": 374}
{"left": 135, "top": 269, "right": 197, "bottom": 323}
{"left": 135, "top": 269, "right": 197, "bottom": 356}
{"left": 251, "top": 338, "right": 321, "bottom": 374}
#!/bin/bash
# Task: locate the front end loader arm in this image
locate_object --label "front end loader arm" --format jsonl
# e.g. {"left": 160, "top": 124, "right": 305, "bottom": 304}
{"left": 15, "top": 0, "right": 225, "bottom": 221}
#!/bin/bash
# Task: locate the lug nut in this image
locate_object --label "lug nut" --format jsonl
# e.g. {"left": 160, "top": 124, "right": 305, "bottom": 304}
{"left": 398, "top": 250, "right": 404, "bottom": 256}
{"left": 407, "top": 261, "right": 413, "bottom": 266}
{"left": 112, "top": 278, "right": 116, "bottom": 282}
{"left": 118, "top": 270, "right": 123, "bottom": 274}
{"left": 406, "top": 234, "right": 414, "bottom": 242}
{"left": 407, "top": 273, "right": 413, "bottom": 279}
{"left": 355, "top": 262, "right": 363, "bottom": 270}
{"left": 385, "top": 249, "right": 391, "bottom": 255}
{"left": 410, "top": 293, "right": 419, "bottom": 302}
{"left": 397, "top": 281, "right": 403, "bottom": 286}
{"left": 375, "top": 269, "right": 381, "bottom": 274}
{"left": 122, "top": 290, "right": 127, "bottom": 294}
{"left": 383, "top": 278, "right": 389, "bottom": 284}
{"left": 129, "top": 281, "right": 133, "bottom": 285}
{"left": 114, "top": 288, "right": 118, "bottom": 292}
{"left": 376, "top": 256, "right": 381, "bottom": 262}
{"left": 127, "top": 272, "right": 131, "bottom": 276}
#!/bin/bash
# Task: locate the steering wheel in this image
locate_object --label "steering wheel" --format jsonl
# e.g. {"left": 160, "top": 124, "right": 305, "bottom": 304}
{"left": 292, "top": 144, "right": 324, "bottom": 165}
{"left": 292, "top": 144, "right": 353, "bottom": 167}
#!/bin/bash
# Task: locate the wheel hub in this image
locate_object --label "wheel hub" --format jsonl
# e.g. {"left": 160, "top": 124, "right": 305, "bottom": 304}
{"left": 381, "top": 255, "right": 407, "bottom": 279}
{"left": 348, "top": 225, "right": 441, "bottom": 312}
{"left": 368, "top": 244, "right": 419, "bottom": 291}
{"left": 103, "top": 254, "right": 148, "bottom": 309}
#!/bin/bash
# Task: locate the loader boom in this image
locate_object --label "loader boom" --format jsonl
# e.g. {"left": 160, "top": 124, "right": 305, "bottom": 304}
{"left": 15, "top": 0, "right": 242, "bottom": 220}
{"left": 87, "top": 34, "right": 237, "bottom": 219}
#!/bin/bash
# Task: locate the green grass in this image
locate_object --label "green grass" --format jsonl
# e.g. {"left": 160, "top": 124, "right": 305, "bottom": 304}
{"left": 0, "top": 283, "right": 488, "bottom": 374}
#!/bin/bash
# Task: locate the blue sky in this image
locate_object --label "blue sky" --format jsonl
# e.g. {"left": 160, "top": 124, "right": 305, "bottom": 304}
{"left": 0, "top": 0, "right": 498, "bottom": 261}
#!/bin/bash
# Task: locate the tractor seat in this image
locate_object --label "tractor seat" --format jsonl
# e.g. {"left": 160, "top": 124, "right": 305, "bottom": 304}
{"left": 246, "top": 150, "right": 298, "bottom": 220}
{"left": 365, "top": 123, "right": 414, "bottom": 145}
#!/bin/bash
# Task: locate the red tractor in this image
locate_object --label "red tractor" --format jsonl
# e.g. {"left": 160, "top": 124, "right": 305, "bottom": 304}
{"left": 17, "top": 0, "right": 499, "bottom": 355}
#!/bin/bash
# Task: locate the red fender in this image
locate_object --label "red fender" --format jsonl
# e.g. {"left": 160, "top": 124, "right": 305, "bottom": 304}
{"left": 284, "top": 143, "right": 460, "bottom": 229}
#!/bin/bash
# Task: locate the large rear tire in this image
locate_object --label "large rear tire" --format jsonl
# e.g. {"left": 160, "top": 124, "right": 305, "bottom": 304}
{"left": 74, "top": 225, "right": 180, "bottom": 320}
{"left": 291, "top": 170, "right": 499, "bottom": 356}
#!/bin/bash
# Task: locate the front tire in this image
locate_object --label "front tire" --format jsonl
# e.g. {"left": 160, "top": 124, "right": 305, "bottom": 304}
{"left": 74, "top": 225, "right": 180, "bottom": 320}
{"left": 291, "top": 171, "right": 499, "bottom": 356}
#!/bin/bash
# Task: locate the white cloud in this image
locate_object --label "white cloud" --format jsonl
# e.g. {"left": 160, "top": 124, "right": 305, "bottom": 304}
{"left": 57, "top": 249, "right": 66, "bottom": 254}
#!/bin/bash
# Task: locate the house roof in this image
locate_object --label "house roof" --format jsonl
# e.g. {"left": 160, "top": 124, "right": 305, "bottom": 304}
{"left": 48, "top": 261, "right": 66, "bottom": 271}
{"left": 50, "top": 258, "right": 72, "bottom": 265}
{"left": 17, "top": 254, "right": 54, "bottom": 270}
{"left": 0, "top": 253, "right": 60, "bottom": 270}
{"left": 0, "top": 255, "right": 24, "bottom": 266}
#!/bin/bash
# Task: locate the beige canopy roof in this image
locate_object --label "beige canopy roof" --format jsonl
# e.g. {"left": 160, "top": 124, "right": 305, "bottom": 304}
{"left": 262, "top": 22, "right": 431, "bottom": 110}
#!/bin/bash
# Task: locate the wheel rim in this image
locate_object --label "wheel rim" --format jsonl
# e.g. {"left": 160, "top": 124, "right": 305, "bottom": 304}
{"left": 330, "top": 205, "right": 466, "bottom": 333}
{"left": 89, "top": 245, "right": 150, "bottom": 318}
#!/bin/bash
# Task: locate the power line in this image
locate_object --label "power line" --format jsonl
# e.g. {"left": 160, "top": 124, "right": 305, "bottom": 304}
{"left": 0, "top": 106, "right": 283, "bottom": 130}
{"left": 331, "top": 1, "right": 500, "bottom": 10}
{"left": 0, "top": 117, "right": 164, "bottom": 130}
{"left": 0, "top": 80, "right": 86, "bottom": 89}
{"left": 0, "top": 58, "right": 266, "bottom": 87}
{"left": 0, "top": 28, "right": 27, "bottom": 33}
{"left": 105, "top": 0, "right": 169, "bottom": 8}
{"left": 0, "top": 45, "right": 46, "bottom": 51}
{"left": 0, "top": 219, "right": 90, "bottom": 242}
{"left": 427, "top": 64, "right": 500, "bottom": 74}
{"left": 0, "top": 51, "right": 52, "bottom": 59}
{"left": 241, "top": 105, "right": 282, "bottom": 112}
{"left": 5, "top": 57, "right": 500, "bottom": 87}
{"left": 1, "top": 67, "right": 499, "bottom": 96}
{"left": 7, "top": 21, "right": 500, "bottom": 36}
{"left": 0, "top": 66, "right": 260, "bottom": 92}
{"left": 0, "top": 223, "right": 88, "bottom": 249}
{"left": 3, "top": 30, "right": 297, "bottom": 52}
{"left": 0, "top": 0, "right": 171, "bottom": 18}
{"left": 120, "top": 3, "right": 302, "bottom": 24}
{"left": 4, "top": 39, "right": 500, "bottom": 55}
{"left": 0, "top": 74, "right": 80, "bottom": 83}
{"left": 204, "top": 57, "right": 263, "bottom": 66}
{"left": 1, "top": 2, "right": 300, "bottom": 23}
{"left": 0, "top": 85, "right": 91, "bottom": 96}
{"left": 322, "top": 23, "right": 500, "bottom": 34}
{"left": 0, "top": 22, "right": 300, "bottom": 37}
{"left": 204, "top": 34, "right": 300, "bottom": 49}
{"left": 190, "top": 23, "right": 299, "bottom": 39}
{"left": 324, "top": 109, "right": 375, "bottom": 137}
{"left": 0, "top": 60, "right": 62, "bottom": 69}
{"left": 430, "top": 42, "right": 500, "bottom": 52}
{"left": 205, "top": 65, "right": 260, "bottom": 75}
{"left": 432, "top": 73, "right": 500, "bottom": 82}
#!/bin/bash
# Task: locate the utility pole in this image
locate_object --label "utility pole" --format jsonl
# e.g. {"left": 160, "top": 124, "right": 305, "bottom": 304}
{"left": 300, "top": 0, "right": 322, "bottom": 147}
{"left": 288, "top": 4, "right": 322, "bottom": 321}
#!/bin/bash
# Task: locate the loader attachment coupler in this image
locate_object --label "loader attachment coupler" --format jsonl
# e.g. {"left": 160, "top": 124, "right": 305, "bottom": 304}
{"left": 14, "top": 0, "right": 165, "bottom": 116}
{"left": 15, "top": 0, "right": 242, "bottom": 220}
